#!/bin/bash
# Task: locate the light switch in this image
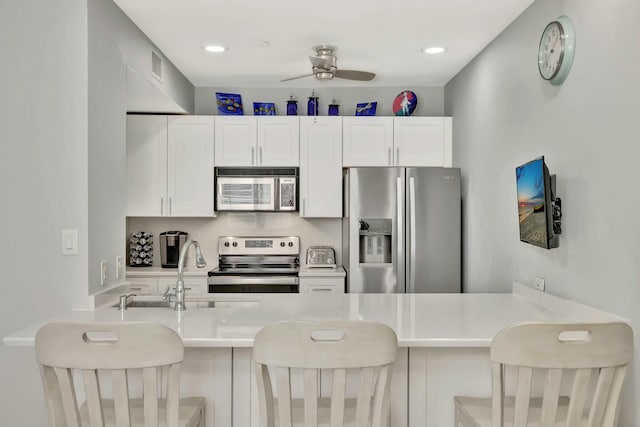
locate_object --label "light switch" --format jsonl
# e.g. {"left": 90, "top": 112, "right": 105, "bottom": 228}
{"left": 62, "top": 229, "right": 78, "bottom": 255}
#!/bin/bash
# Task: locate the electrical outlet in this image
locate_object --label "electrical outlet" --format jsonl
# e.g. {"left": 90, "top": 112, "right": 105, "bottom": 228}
{"left": 115, "top": 256, "right": 123, "bottom": 280}
{"left": 534, "top": 277, "right": 545, "bottom": 291}
{"left": 100, "top": 261, "right": 108, "bottom": 286}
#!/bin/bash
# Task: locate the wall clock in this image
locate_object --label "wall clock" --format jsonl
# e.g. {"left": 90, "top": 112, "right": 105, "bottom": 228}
{"left": 538, "top": 15, "right": 576, "bottom": 86}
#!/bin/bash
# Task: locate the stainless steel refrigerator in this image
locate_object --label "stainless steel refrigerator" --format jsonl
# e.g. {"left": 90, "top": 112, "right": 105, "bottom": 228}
{"left": 343, "top": 167, "right": 461, "bottom": 293}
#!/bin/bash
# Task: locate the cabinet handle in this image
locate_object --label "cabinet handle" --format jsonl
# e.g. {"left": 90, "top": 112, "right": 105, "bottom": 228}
{"left": 302, "top": 198, "right": 306, "bottom": 216}
{"left": 251, "top": 147, "right": 255, "bottom": 165}
{"left": 259, "top": 147, "right": 263, "bottom": 165}
{"left": 388, "top": 148, "right": 392, "bottom": 165}
{"left": 311, "top": 287, "right": 332, "bottom": 292}
{"left": 161, "top": 198, "right": 164, "bottom": 216}
{"left": 169, "top": 197, "right": 172, "bottom": 215}
{"left": 130, "top": 287, "right": 143, "bottom": 291}
{"left": 396, "top": 147, "right": 400, "bottom": 165}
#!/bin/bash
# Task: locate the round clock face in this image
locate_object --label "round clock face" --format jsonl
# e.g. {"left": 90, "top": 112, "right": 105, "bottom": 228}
{"left": 538, "top": 16, "right": 575, "bottom": 85}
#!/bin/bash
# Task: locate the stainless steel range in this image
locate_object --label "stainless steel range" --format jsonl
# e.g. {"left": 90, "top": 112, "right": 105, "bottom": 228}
{"left": 207, "top": 236, "right": 300, "bottom": 293}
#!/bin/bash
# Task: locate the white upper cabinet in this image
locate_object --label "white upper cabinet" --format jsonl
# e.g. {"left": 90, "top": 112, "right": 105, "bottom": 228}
{"left": 167, "top": 116, "right": 215, "bottom": 216}
{"left": 342, "top": 117, "right": 452, "bottom": 167}
{"left": 393, "top": 117, "right": 452, "bottom": 167}
{"left": 215, "top": 116, "right": 299, "bottom": 167}
{"left": 299, "top": 117, "right": 342, "bottom": 218}
{"left": 127, "top": 115, "right": 168, "bottom": 216}
{"left": 127, "top": 115, "right": 214, "bottom": 217}
{"left": 257, "top": 117, "right": 299, "bottom": 166}
{"left": 342, "top": 117, "right": 394, "bottom": 166}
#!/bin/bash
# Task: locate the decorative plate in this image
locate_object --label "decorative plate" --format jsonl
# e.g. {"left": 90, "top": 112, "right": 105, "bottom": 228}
{"left": 253, "top": 102, "right": 276, "bottom": 115}
{"left": 392, "top": 91, "right": 418, "bottom": 116}
{"left": 216, "top": 92, "right": 244, "bottom": 115}
{"left": 355, "top": 102, "right": 377, "bottom": 116}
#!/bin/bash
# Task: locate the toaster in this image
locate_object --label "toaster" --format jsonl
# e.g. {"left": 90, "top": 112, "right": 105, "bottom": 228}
{"left": 306, "top": 246, "right": 336, "bottom": 268}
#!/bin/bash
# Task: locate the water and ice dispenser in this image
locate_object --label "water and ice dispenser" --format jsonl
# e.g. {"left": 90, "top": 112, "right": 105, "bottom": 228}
{"left": 358, "top": 218, "right": 392, "bottom": 264}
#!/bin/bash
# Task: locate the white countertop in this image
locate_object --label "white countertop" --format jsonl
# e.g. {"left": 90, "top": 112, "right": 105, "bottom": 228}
{"left": 2, "top": 284, "right": 620, "bottom": 349}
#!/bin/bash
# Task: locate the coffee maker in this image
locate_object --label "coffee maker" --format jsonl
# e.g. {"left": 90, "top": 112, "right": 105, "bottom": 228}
{"left": 159, "top": 231, "right": 188, "bottom": 268}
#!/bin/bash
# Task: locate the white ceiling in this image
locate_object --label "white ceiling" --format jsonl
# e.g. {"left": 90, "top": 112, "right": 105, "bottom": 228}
{"left": 113, "top": 0, "right": 534, "bottom": 88}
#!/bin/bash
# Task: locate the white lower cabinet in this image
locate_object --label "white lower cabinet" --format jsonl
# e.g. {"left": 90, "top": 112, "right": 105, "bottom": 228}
{"left": 158, "top": 276, "right": 208, "bottom": 295}
{"left": 127, "top": 275, "right": 208, "bottom": 295}
{"left": 126, "top": 277, "right": 158, "bottom": 295}
{"left": 299, "top": 276, "right": 345, "bottom": 294}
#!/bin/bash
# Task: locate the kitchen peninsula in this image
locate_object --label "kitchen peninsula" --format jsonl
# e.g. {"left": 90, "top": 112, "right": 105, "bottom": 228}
{"left": 2, "top": 284, "right": 622, "bottom": 427}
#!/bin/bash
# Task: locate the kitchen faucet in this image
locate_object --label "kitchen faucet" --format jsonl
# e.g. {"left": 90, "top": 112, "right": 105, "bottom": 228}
{"left": 163, "top": 239, "right": 207, "bottom": 311}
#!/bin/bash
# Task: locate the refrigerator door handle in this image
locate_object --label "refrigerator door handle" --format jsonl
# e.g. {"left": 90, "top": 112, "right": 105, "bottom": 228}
{"left": 397, "top": 176, "right": 403, "bottom": 289}
{"left": 409, "top": 176, "right": 416, "bottom": 293}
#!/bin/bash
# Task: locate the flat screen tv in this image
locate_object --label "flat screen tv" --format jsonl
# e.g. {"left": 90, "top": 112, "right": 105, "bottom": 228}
{"left": 515, "top": 156, "right": 559, "bottom": 249}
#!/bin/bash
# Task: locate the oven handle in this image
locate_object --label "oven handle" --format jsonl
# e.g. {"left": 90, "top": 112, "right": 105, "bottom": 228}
{"left": 208, "top": 276, "right": 299, "bottom": 285}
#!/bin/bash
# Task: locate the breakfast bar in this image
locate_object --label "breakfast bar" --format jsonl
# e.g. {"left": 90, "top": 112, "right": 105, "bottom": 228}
{"left": 2, "top": 284, "right": 622, "bottom": 427}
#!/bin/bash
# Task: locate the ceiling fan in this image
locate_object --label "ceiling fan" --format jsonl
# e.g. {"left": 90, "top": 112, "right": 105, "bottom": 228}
{"left": 281, "top": 45, "right": 376, "bottom": 82}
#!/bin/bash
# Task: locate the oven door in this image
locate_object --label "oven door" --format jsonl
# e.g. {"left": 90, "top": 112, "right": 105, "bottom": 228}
{"left": 208, "top": 275, "right": 299, "bottom": 293}
{"left": 216, "top": 177, "right": 276, "bottom": 211}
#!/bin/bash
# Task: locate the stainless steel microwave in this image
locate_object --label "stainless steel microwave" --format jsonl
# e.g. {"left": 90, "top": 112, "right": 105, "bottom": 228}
{"left": 215, "top": 167, "right": 298, "bottom": 212}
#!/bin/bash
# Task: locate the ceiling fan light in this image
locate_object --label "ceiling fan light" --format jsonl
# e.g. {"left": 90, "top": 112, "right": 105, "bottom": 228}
{"left": 315, "top": 71, "right": 334, "bottom": 80}
{"left": 204, "top": 45, "right": 227, "bottom": 53}
{"left": 422, "top": 46, "right": 447, "bottom": 54}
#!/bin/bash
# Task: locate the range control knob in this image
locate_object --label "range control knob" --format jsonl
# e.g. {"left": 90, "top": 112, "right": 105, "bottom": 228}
{"left": 288, "top": 242, "right": 294, "bottom": 247}
{"left": 280, "top": 242, "right": 285, "bottom": 247}
{"left": 232, "top": 242, "right": 238, "bottom": 247}
{"left": 224, "top": 242, "right": 230, "bottom": 247}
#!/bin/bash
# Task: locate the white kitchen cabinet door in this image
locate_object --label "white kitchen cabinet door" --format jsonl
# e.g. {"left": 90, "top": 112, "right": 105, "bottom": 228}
{"left": 393, "top": 117, "right": 452, "bottom": 167}
{"left": 214, "top": 116, "right": 257, "bottom": 166}
{"left": 127, "top": 277, "right": 158, "bottom": 295}
{"left": 158, "top": 277, "right": 208, "bottom": 295}
{"left": 126, "top": 115, "right": 168, "bottom": 216}
{"left": 299, "top": 277, "right": 345, "bottom": 294}
{"left": 257, "top": 117, "right": 299, "bottom": 166}
{"left": 342, "top": 117, "right": 394, "bottom": 167}
{"left": 168, "top": 116, "right": 215, "bottom": 216}
{"left": 299, "top": 117, "right": 342, "bottom": 218}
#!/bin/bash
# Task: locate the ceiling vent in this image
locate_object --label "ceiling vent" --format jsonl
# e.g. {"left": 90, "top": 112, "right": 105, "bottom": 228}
{"left": 151, "top": 51, "right": 162, "bottom": 82}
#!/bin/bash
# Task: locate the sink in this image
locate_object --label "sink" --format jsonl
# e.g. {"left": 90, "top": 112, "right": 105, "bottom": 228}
{"left": 112, "top": 298, "right": 260, "bottom": 309}
{"left": 112, "top": 300, "right": 171, "bottom": 309}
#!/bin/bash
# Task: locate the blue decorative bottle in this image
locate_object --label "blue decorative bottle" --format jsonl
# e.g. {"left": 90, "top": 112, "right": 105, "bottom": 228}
{"left": 286, "top": 95, "right": 298, "bottom": 116}
{"left": 328, "top": 98, "right": 340, "bottom": 116}
{"left": 307, "top": 90, "right": 319, "bottom": 116}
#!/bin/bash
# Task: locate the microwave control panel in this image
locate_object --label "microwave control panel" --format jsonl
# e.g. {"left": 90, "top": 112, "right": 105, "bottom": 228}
{"left": 279, "top": 178, "right": 297, "bottom": 211}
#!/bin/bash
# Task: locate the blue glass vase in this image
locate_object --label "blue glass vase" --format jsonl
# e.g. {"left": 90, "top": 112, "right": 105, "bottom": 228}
{"left": 286, "top": 99, "right": 298, "bottom": 116}
{"left": 307, "top": 91, "right": 319, "bottom": 116}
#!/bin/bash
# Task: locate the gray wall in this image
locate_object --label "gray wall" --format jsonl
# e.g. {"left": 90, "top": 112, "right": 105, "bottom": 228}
{"left": 195, "top": 86, "right": 444, "bottom": 116}
{"left": 445, "top": 0, "right": 639, "bottom": 423}
{"left": 88, "top": 0, "right": 127, "bottom": 294}
{"left": 0, "top": 1, "right": 89, "bottom": 425}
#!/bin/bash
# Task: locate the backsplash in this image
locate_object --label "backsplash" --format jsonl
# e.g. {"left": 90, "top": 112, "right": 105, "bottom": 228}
{"left": 126, "top": 213, "right": 342, "bottom": 268}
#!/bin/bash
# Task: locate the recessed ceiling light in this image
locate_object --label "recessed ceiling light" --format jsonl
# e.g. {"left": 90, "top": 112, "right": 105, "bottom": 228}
{"left": 422, "top": 47, "right": 447, "bottom": 54}
{"left": 204, "top": 45, "right": 227, "bottom": 53}
{"left": 256, "top": 41, "right": 271, "bottom": 48}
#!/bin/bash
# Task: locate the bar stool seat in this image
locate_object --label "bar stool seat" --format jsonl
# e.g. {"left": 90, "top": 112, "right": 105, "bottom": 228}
{"left": 253, "top": 320, "right": 398, "bottom": 427}
{"left": 35, "top": 322, "right": 206, "bottom": 427}
{"left": 454, "top": 322, "right": 633, "bottom": 427}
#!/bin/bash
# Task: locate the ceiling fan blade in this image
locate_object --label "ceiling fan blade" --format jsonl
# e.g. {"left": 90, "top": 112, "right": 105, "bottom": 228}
{"left": 334, "top": 69, "right": 376, "bottom": 81}
{"left": 280, "top": 73, "right": 315, "bottom": 82}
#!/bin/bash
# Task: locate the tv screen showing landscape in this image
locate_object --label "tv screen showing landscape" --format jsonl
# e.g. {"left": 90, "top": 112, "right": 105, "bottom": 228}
{"left": 516, "top": 157, "right": 548, "bottom": 248}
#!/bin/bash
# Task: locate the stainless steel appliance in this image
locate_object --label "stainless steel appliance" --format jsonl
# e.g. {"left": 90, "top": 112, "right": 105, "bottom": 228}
{"left": 343, "top": 167, "right": 461, "bottom": 293}
{"left": 208, "top": 236, "right": 300, "bottom": 293}
{"left": 215, "top": 167, "right": 298, "bottom": 212}
{"left": 306, "top": 246, "right": 336, "bottom": 268}
{"left": 159, "top": 231, "right": 188, "bottom": 268}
